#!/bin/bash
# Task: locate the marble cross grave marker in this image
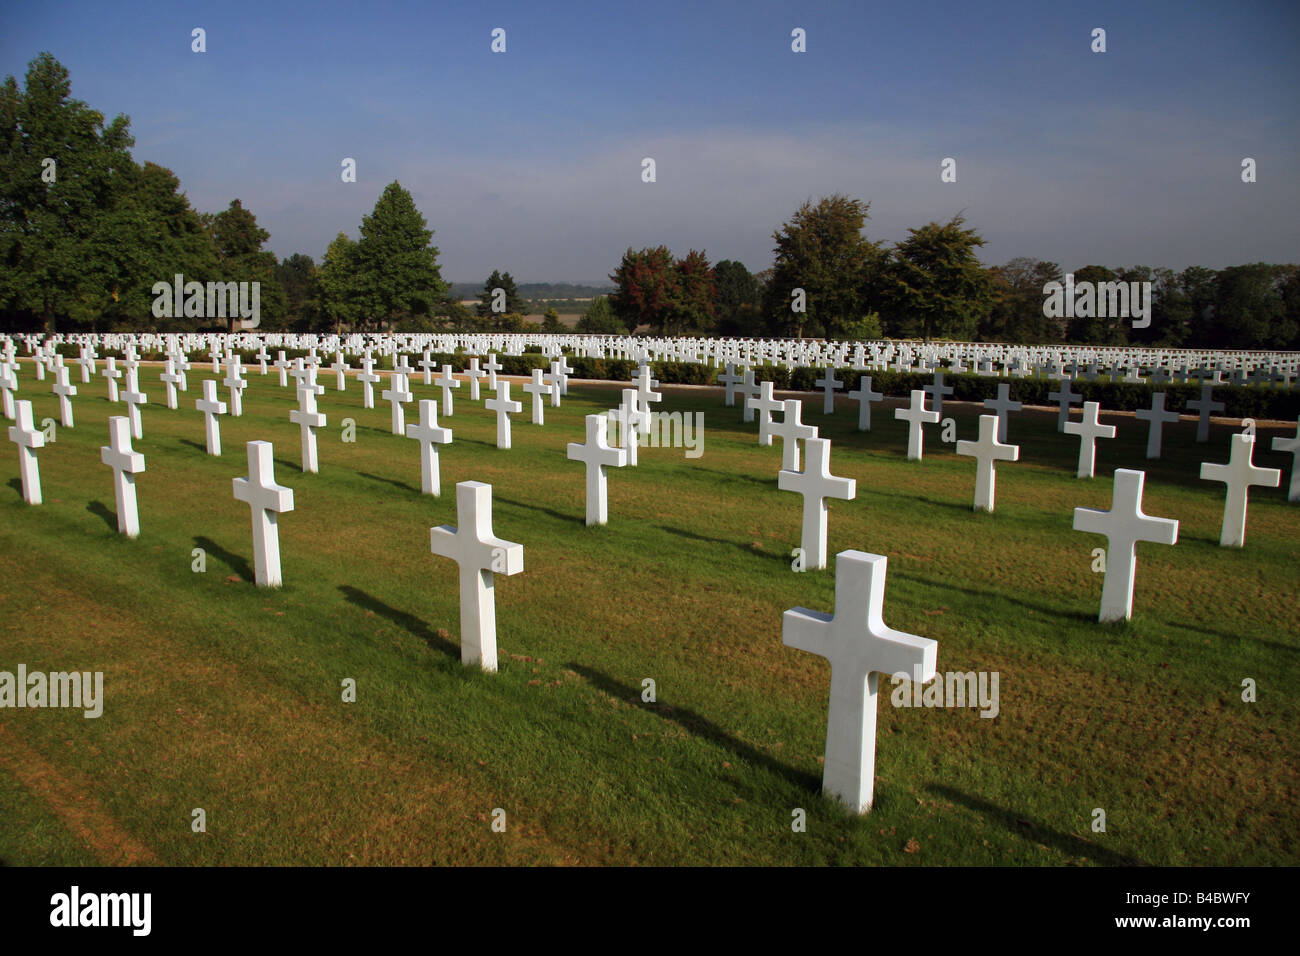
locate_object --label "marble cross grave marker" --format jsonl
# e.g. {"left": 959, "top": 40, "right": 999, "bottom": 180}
{"left": 232, "top": 440, "right": 295, "bottom": 587}
{"left": 778, "top": 437, "right": 856, "bottom": 570}
{"left": 847, "top": 376, "right": 883, "bottom": 431}
{"left": 52, "top": 364, "right": 77, "bottom": 428}
{"left": 954, "top": 414, "right": 1020, "bottom": 512}
{"left": 429, "top": 481, "right": 524, "bottom": 672}
{"left": 782, "top": 550, "right": 937, "bottom": 813}
{"left": 523, "top": 368, "right": 553, "bottom": 424}
{"left": 382, "top": 372, "right": 413, "bottom": 436}
{"left": 567, "top": 413, "right": 628, "bottom": 525}
{"left": 404, "top": 399, "right": 453, "bottom": 495}
{"left": 289, "top": 387, "right": 326, "bottom": 473}
{"left": 772, "top": 399, "right": 818, "bottom": 472}
{"left": 8, "top": 399, "right": 45, "bottom": 504}
{"left": 1271, "top": 418, "right": 1300, "bottom": 503}
{"left": 1072, "top": 468, "right": 1178, "bottom": 622}
{"left": 100, "top": 415, "right": 145, "bottom": 537}
{"left": 196, "top": 379, "right": 227, "bottom": 455}
{"left": 747, "top": 381, "right": 783, "bottom": 446}
{"left": 894, "top": 390, "right": 940, "bottom": 461}
{"left": 485, "top": 381, "right": 522, "bottom": 449}
{"left": 1135, "top": 392, "right": 1180, "bottom": 459}
{"left": 1063, "top": 401, "right": 1117, "bottom": 479}
{"left": 435, "top": 365, "right": 461, "bottom": 417}
{"left": 1199, "top": 434, "right": 1280, "bottom": 547}
{"left": 983, "top": 383, "right": 1021, "bottom": 443}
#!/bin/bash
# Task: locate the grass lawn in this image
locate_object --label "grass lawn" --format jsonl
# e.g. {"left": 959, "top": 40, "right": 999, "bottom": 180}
{"left": 1, "top": 359, "right": 1297, "bottom": 866}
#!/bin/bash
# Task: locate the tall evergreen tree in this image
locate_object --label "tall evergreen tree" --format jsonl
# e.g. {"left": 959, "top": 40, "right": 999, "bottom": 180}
{"left": 885, "top": 215, "right": 992, "bottom": 342}
{"left": 352, "top": 181, "right": 446, "bottom": 329}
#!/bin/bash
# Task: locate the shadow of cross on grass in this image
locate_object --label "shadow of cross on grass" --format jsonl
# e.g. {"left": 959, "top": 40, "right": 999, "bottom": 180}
{"left": 193, "top": 535, "right": 255, "bottom": 583}
{"left": 925, "top": 784, "right": 1148, "bottom": 866}
{"left": 338, "top": 585, "right": 460, "bottom": 660}
{"left": 565, "top": 663, "right": 821, "bottom": 794}
{"left": 86, "top": 500, "right": 118, "bottom": 532}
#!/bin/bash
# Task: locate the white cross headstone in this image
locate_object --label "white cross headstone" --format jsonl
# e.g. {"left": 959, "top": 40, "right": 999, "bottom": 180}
{"left": 523, "top": 368, "right": 553, "bottom": 424}
{"left": 100, "top": 416, "right": 144, "bottom": 537}
{"left": 747, "top": 381, "right": 783, "bottom": 446}
{"left": 816, "top": 367, "right": 844, "bottom": 415}
{"left": 52, "top": 364, "right": 77, "bottom": 427}
{"left": 923, "top": 371, "right": 953, "bottom": 418}
{"left": 778, "top": 437, "right": 855, "bottom": 570}
{"left": 1063, "top": 401, "right": 1116, "bottom": 479}
{"left": 357, "top": 354, "right": 380, "bottom": 410}
{"left": 1199, "top": 434, "right": 1280, "bottom": 547}
{"left": 232, "top": 440, "right": 295, "bottom": 587}
{"left": 567, "top": 414, "right": 627, "bottom": 525}
{"left": 772, "top": 399, "right": 818, "bottom": 472}
{"left": 0, "top": 362, "right": 16, "bottom": 419}
{"left": 289, "top": 387, "right": 326, "bottom": 473}
{"left": 330, "top": 352, "right": 350, "bottom": 391}
{"left": 1134, "top": 392, "right": 1179, "bottom": 459}
{"left": 8, "top": 399, "right": 45, "bottom": 504}
{"left": 429, "top": 481, "right": 523, "bottom": 672}
{"left": 955, "top": 414, "right": 1020, "bottom": 512}
{"left": 1185, "top": 386, "right": 1225, "bottom": 443}
{"left": 484, "top": 353, "right": 503, "bottom": 391}
{"left": 273, "top": 351, "right": 290, "bottom": 388}
{"left": 894, "top": 390, "right": 940, "bottom": 461}
{"left": 1073, "top": 468, "right": 1178, "bottom": 622}
{"left": 121, "top": 368, "right": 148, "bottom": 440}
{"left": 485, "top": 380, "right": 522, "bottom": 449}
{"left": 544, "top": 363, "right": 564, "bottom": 408}
{"left": 847, "top": 376, "right": 883, "bottom": 431}
{"left": 982, "top": 383, "right": 1021, "bottom": 443}
{"left": 465, "top": 357, "right": 486, "bottom": 401}
{"left": 404, "top": 399, "right": 452, "bottom": 495}
{"left": 1049, "top": 377, "right": 1082, "bottom": 432}
{"left": 434, "top": 364, "right": 461, "bottom": 417}
{"left": 783, "top": 550, "right": 937, "bottom": 813}
{"left": 101, "top": 356, "right": 122, "bottom": 402}
{"left": 737, "top": 369, "right": 760, "bottom": 422}
{"left": 160, "top": 357, "right": 183, "bottom": 410}
{"left": 418, "top": 349, "right": 437, "bottom": 386}
{"left": 382, "top": 372, "right": 412, "bottom": 436}
{"left": 196, "top": 379, "right": 227, "bottom": 455}
{"left": 255, "top": 344, "right": 270, "bottom": 374}
{"left": 224, "top": 356, "right": 247, "bottom": 417}
{"left": 1271, "top": 418, "right": 1300, "bottom": 503}
{"left": 717, "top": 363, "right": 743, "bottom": 406}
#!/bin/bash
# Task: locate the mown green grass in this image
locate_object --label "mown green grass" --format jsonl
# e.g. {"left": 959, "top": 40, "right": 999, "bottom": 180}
{"left": 0, "top": 359, "right": 1296, "bottom": 866}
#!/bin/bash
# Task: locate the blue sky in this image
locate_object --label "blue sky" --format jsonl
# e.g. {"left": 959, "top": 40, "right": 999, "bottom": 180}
{"left": 3, "top": 0, "right": 1297, "bottom": 283}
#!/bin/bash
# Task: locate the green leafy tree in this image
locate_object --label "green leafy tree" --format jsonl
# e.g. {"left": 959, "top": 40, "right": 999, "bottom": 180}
{"left": 275, "top": 253, "right": 321, "bottom": 331}
{"left": 0, "top": 52, "right": 136, "bottom": 330}
{"left": 713, "top": 259, "right": 760, "bottom": 336}
{"left": 609, "top": 246, "right": 680, "bottom": 334}
{"left": 318, "top": 231, "right": 361, "bottom": 333}
{"left": 476, "top": 269, "right": 526, "bottom": 318}
{"left": 767, "top": 194, "right": 886, "bottom": 339}
{"left": 352, "top": 181, "right": 446, "bottom": 329}
{"left": 670, "top": 249, "right": 717, "bottom": 335}
{"left": 1208, "top": 263, "right": 1295, "bottom": 349}
{"left": 982, "top": 258, "right": 1062, "bottom": 343}
{"left": 207, "top": 199, "right": 283, "bottom": 331}
{"left": 576, "top": 295, "right": 623, "bottom": 333}
{"left": 1063, "top": 265, "right": 1123, "bottom": 344}
{"left": 884, "top": 215, "right": 992, "bottom": 342}
{"left": 542, "top": 307, "right": 561, "bottom": 331}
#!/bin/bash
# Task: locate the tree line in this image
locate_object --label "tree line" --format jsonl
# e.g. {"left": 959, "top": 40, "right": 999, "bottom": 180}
{"left": 3, "top": 54, "right": 1297, "bottom": 350}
